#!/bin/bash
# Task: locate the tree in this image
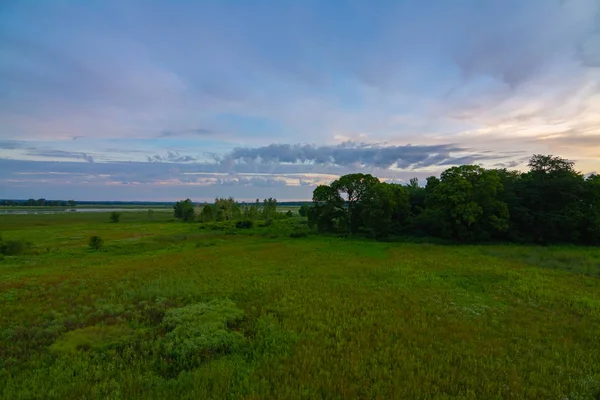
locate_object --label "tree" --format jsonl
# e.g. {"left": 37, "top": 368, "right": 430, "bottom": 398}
{"left": 174, "top": 198, "right": 195, "bottom": 222}
{"left": 109, "top": 211, "right": 121, "bottom": 223}
{"left": 262, "top": 198, "right": 277, "bottom": 221}
{"left": 361, "top": 182, "right": 410, "bottom": 238}
{"left": 199, "top": 204, "right": 215, "bottom": 222}
{"left": 426, "top": 165, "right": 508, "bottom": 241}
{"left": 310, "top": 184, "right": 344, "bottom": 232}
{"left": 298, "top": 204, "right": 310, "bottom": 217}
{"left": 304, "top": 154, "right": 600, "bottom": 245}
{"left": 583, "top": 174, "right": 600, "bottom": 244}
{"left": 214, "top": 197, "right": 240, "bottom": 221}
{"left": 89, "top": 236, "right": 104, "bottom": 251}
{"left": 405, "top": 177, "right": 426, "bottom": 216}
{"left": 330, "top": 173, "right": 380, "bottom": 234}
{"left": 519, "top": 154, "right": 585, "bottom": 243}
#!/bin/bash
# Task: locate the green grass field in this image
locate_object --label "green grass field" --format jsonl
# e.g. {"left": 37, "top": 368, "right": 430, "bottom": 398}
{"left": 1, "top": 212, "right": 600, "bottom": 399}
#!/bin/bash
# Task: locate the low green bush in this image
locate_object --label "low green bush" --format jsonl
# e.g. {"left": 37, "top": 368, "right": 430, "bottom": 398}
{"left": 289, "top": 231, "right": 308, "bottom": 238}
{"left": 0, "top": 236, "right": 32, "bottom": 255}
{"left": 109, "top": 211, "right": 121, "bottom": 223}
{"left": 89, "top": 236, "right": 104, "bottom": 250}
{"left": 235, "top": 220, "right": 254, "bottom": 229}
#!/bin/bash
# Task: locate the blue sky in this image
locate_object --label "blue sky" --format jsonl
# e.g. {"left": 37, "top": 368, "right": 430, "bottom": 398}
{"left": 1, "top": 0, "right": 599, "bottom": 201}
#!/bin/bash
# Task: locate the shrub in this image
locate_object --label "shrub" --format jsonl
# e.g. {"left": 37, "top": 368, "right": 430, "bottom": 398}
{"left": 89, "top": 236, "right": 104, "bottom": 250}
{"left": 0, "top": 238, "right": 32, "bottom": 255}
{"left": 109, "top": 211, "right": 121, "bottom": 223}
{"left": 285, "top": 210, "right": 293, "bottom": 218}
{"left": 174, "top": 198, "right": 195, "bottom": 222}
{"left": 158, "top": 299, "right": 245, "bottom": 374}
{"left": 235, "top": 220, "right": 254, "bottom": 229}
{"left": 289, "top": 231, "right": 308, "bottom": 238}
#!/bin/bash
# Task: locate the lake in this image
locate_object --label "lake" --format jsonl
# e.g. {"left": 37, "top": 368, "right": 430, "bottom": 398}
{"left": 0, "top": 208, "right": 171, "bottom": 215}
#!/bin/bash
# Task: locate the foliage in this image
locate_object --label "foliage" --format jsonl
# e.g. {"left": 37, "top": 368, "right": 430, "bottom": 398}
{"left": 298, "top": 203, "right": 310, "bottom": 217}
{"left": 361, "top": 182, "right": 410, "bottom": 238}
{"left": 262, "top": 198, "right": 277, "bottom": 222}
{"left": 235, "top": 220, "right": 254, "bottom": 229}
{"left": 0, "top": 199, "right": 76, "bottom": 207}
{"left": 425, "top": 165, "right": 508, "bottom": 241}
{"left": 88, "top": 235, "right": 104, "bottom": 250}
{"left": 331, "top": 173, "right": 380, "bottom": 234}
{"left": 0, "top": 236, "right": 32, "bottom": 255}
{"left": 158, "top": 299, "right": 245, "bottom": 373}
{"left": 310, "top": 154, "right": 600, "bottom": 244}
{"left": 214, "top": 197, "right": 240, "bottom": 221}
{"left": 109, "top": 211, "right": 121, "bottom": 223}
{"left": 173, "top": 198, "right": 195, "bottom": 222}
{"left": 310, "top": 184, "right": 345, "bottom": 232}
{"left": 50, "top": 325, "right": 135, "bottom": 354}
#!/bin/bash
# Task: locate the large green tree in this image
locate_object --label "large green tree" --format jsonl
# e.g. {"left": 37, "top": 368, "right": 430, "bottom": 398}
{"left": 330, "top": 173, "right": 380, "bottom": 234}
{"left": 583, "top": 174, "right": 600, "bottom": 244}
{"left": 173, "top": 198, "right": 195, "bottom": 222}
{"left": 426, "top": 165, "right": 508, "bottom": 241}
{"left": 519, "top": 154, "right": 586, "bottom": 243}
{"left": 361, "top": 183, "right": 410, "bottom": 238}
{"left": 310, "top": 184, "right": 345, "bottom": 232}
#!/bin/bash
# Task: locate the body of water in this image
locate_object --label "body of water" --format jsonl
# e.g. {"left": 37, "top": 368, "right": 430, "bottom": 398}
{"left": 0, "top": 208, "right": 170, "bottom": 215}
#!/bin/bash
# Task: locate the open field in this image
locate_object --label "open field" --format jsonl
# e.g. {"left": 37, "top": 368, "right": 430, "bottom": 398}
{"left": 1, "top": 212, "right": 600, "bottom": 399}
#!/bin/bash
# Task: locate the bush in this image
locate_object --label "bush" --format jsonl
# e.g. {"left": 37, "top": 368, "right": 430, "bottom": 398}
{"left": 157, "top": 299, "right": 245, "bottom": 375}
{"left": 89, "top": 236, "right": 104, "bottom": 250}
{"left": 109, "top": 211, "right": 121, "bottom": 223}
{"left": 235, "top": 220, "right": 254, "bottom": 229}
{"left": 0, "top": 236, "right": 32, "bottom": 256}
{"left": 285, "top": 210, "right": 293, "bottom": 218}
{"left": 289, "top": 231, "right": 308, "bottom": 238}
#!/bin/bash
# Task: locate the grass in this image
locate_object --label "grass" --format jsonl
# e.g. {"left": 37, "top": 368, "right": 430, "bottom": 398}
{"left": 1, "top": 212, "right": 600, "bottom": 399}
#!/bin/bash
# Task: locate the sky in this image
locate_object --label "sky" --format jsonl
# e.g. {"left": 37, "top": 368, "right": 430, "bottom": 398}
{"left": 1, "top": 0, "right": 599, "bottom": 201}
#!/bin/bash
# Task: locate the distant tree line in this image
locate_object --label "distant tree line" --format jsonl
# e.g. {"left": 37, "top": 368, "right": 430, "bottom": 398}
{"left": 173, "top": 197, "right": 285, "bottom": 223}
{"left": 0, "top": 199, "right": 76, "bottom": 207}
{"left": 308, "top": 154, "right": 600, "bottom": 244}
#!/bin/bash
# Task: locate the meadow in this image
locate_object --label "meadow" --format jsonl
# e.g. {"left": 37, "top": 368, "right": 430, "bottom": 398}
{"left": 1, "top": 211, "right": 600, "bottom": 399}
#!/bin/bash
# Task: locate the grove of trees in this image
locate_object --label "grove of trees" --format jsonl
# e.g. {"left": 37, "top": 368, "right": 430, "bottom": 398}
{"left": 0, "top": 199, "right": 76, "bottom": 207}
{"left": 174, "top": 197, "right": 283, "bottom": 223}
{"left": 308, "top": 155, "right": 600, "bottom": 244}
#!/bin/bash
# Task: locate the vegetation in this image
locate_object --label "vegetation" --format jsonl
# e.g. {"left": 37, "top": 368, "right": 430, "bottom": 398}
{"left": 173, "top": 198, "right": 195, "bottom": 222}
{"left": 0, "top": 199, "right": 76, "bottom": 207}
{"left": 0, "top": 211, "right": 599, "bottom": 398}
{"left": 0, "top": 234, "right": 31, "bottom": 256}
{"left": 309, "top": 154, "right": 600, "bottom": 244}
{"left": 88, "top": 235, "right": 104, "bottom": 250}
{"left": 110, "top": 211, "right": 121, "bottom": 223}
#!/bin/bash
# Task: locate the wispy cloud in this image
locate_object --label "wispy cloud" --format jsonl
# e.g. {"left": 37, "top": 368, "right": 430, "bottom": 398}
{"left": 227, "top": 142, "right": 514, "bottom": 169}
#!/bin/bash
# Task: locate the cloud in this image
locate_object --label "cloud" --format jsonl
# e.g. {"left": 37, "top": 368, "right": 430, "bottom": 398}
{"left": 227, "top": 142, "right": 515, "bottom": 169}
{"left": 0, "top": 140, "right": 31, "bottom": 150}
{"left": 148, "top": 151, "right": 198, "bottom": 163}
{"left": 159, "top": 128, "right": 214, "bottom": 138}
{"left": 24, "top": 149, "right": 95, "bottom": 163}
